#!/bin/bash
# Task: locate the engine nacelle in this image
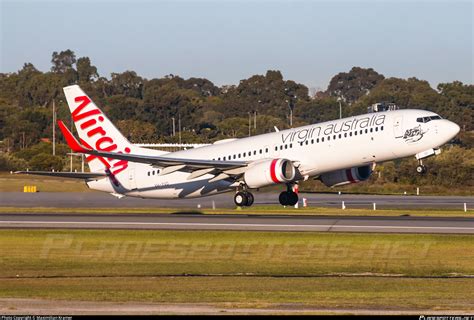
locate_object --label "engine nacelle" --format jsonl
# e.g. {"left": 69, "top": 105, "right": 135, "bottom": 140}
{"left": 244, "top": 159, "right": 296, "bottom": 189}
{"left": 320, "top": 165, "right": 372, "bottom": 188}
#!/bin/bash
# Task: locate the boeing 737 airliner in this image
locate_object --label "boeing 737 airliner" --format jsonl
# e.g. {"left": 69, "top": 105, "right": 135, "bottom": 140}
{"left": 17, "top": 85, "right": 460, "bottom": 207}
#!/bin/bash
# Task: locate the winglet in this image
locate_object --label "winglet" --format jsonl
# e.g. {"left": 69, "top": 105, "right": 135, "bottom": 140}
{"left": 57, "top": 120, "right": 89, "bottom": 153}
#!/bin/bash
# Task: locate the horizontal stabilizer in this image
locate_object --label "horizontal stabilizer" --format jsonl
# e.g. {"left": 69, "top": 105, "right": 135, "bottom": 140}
{"left": 15, "top": 171, "right": 106, "bottom": 179}
{"left": 58, "top": 118, "right": 248, "bottom": 172}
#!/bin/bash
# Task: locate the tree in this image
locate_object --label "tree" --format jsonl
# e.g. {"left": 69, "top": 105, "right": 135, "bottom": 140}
{"left": 110, "top": 71, "right": 144, "bottom": 98}
{"left": 51, "top": 50, "right": 78, "bottom": 84}
{"left": 326, "top": 67, "right": 384, "bottom": 104}
{"left": 76, "top": 57, "right": 99, "bottom": 83}
{"left": 51, "top": 50, "right": 76, "bottom": 73}
{"left": 115, "top": 120, "right": 157, "bottom": 142}
{"left": 437, "top": 81, "right": 473, "bottom": 131}
{"left": 298, "top": 97, "right": 340, "bottom": 124}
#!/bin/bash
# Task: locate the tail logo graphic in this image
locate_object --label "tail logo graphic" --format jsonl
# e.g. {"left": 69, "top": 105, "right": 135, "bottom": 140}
{"left": 72, "top": 95, "right": 130, "bottom": 175}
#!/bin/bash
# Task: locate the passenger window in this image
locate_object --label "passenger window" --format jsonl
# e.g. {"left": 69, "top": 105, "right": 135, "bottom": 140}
{"left": 259, "top": 149, "right": 262, "bottom": 154}
{"left": 265, "top": 148, "right": 268, "bottom": 153}
{"left": 350, "top": 132, "right": 352, "bottom": 136}
{"left": 253, "top": 150, "right": 256, "bottom": 155}
{"left": 328, "top": 136, "right": 331, "bottom": 141}
{"left": 322, "top": 137, "right": 325, "bottom": 142}
{"left": 333, "top": 135, "right": 336, "bottom": 140}
{"left": 370, "top": 128, "right": 373, "bottom": 133}
{"left": 381, "top": 126, "right": 384, "bottom": 131}
{"left": 305, "top": 140, "right": 309, "bottom": 145}
{"left": 311, "top": 139, "right": 314, "bottom": 144}
{"left": 375, "top": 127, "right": 378, "bottom": 132}
{"left": 317, "top": 138, "right": 319, "bottom": 143}
{"left": 289, "top": 143, "right": 292, "bottom": 148}
{"left": 338, "top": 134, "right": 341, "bottom": 139}
{"left": 147, "top": 172, "right": 150, "bottom": 176}
{"left": 365, "top": 129, "right": 368, "bottom": 133}
{"left": 285, "top": 145, "right": 288, "bottom": 149}
{"left": 344, "top": 133, "right": 347, "bottom": 138}
{"left": 355, "top": 131, "right": 357, "bottom": 136}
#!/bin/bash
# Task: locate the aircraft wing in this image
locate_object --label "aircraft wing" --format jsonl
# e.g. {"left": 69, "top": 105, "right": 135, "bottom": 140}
{"left": 15, "top": 171, "right": 106, "bottom": 179}
{"left": 58, "top": 120, "right": 248, "bottom": 178}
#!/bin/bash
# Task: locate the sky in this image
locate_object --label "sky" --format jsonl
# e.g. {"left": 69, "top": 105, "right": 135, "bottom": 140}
{"left": 1, "top": 0, "right": 472, "bottom": 91}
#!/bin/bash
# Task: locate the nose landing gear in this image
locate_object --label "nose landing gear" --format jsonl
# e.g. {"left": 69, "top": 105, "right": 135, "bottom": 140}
{"left": 416, "top": 160, "right": 427, "bottom": 175}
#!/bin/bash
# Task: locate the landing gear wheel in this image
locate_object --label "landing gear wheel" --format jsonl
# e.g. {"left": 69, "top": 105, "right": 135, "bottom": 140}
{"left": 416, "top": 164, "right": 427, "bottom": 175}
{"left": 234, "top": 192, "right": 248, "bottom": 207}
{"left": 246, "top": 192, "right": 254, "bottom": 206}
{"left": 287, "top": 192, "right": 299, "bottom": 206}
{"left": 279, "top": 192, "right": 290, "bottom": 206}
{"left": 279, "top": 191, "right": 298, "bottom": 206}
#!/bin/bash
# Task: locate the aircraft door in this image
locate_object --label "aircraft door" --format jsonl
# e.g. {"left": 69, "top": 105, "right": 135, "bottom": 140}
{"left": 128, "top": 166, "right": 137, "bottom": 190}
{"left": 393, "top": 116, "right": 404, "bottom": 138}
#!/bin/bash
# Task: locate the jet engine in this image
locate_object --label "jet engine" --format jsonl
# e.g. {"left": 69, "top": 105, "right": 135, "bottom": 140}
{"left": 244, "top": 159, "right": 296, "bottom": 188}
{"left": 320, "top": 165, "right": 372, "bottom": 188}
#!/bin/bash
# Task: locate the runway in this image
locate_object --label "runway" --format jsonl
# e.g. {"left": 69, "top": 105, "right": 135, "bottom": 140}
{"left": 0, "top": 192, "right": 472, "bottom": 209}
{"left": 1, "top": 213, "right": 473, "bottom": 234}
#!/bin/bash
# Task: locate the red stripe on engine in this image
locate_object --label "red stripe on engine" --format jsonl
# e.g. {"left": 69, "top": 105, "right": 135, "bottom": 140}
{"left": 270, "top": 159, "right": 280, "bottom": 183}
{"left": 346, "top": 169, "right": 356, "bottom": 183}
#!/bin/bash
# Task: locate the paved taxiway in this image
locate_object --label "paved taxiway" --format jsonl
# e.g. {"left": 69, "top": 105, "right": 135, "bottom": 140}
{"left": 1, "top": 213, "right": 473, "bottom": 234}
{"left": 0, "top": 192, "right": 472, "bottom": 209}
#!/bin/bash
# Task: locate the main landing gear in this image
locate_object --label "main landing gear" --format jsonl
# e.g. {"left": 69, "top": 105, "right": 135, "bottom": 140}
{"left": 416, "top": 160, "right": 427, "bottom": 175}
{"left": 234, "top": 191, "right": 254, "bottom": 207}
{"left": 279, "top": 184, "right": 298, "bottom": 206}
{"left": 234, "top": 184, "right": 299, "bottom": 207}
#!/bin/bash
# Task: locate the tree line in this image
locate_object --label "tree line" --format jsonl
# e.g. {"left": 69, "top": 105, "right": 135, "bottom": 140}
{"left": 0, "top": 50, "right": 472, "bottom": 190}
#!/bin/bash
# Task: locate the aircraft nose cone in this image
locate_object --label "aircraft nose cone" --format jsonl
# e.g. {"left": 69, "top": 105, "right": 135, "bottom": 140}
{"left": 446, "top": 121, "right": 460, "bottom": 139}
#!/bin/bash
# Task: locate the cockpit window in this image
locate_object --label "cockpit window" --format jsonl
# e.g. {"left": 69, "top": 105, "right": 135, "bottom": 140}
{"left": 416, "top": 115, "right": 442, "bottom": 123}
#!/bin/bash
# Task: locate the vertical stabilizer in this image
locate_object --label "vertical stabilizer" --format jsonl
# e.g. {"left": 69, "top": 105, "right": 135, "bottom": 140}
{"left": 63, "top": 85, "right": 133, "bottom": 175}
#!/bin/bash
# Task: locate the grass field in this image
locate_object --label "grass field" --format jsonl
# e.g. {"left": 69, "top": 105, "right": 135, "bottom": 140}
{"left": 0, "top": 172, "right": 90, "bottom": 192}
{"left": 0, "top": 229, "right": 473, "bottom": 312}
{"left": 2, "top": 277, "right": 472, "bottom": 312}
{"left": 0, "top": 205, "right": 471, "bottom": 217}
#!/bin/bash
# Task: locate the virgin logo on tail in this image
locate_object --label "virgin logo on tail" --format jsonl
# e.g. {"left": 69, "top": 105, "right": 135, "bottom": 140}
{"left": 72, "top": 96, "right": 130, "bottom": 175}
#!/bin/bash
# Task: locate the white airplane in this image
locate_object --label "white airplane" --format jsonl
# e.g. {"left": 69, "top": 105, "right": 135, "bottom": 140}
{"left": 18, "top": 85, "right": 460, "bottom": 207}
